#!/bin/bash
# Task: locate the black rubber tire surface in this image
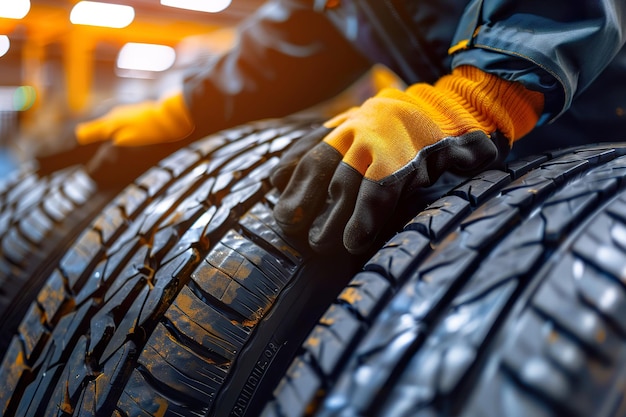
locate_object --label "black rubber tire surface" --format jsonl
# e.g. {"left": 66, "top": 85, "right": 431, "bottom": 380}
{"left": 0, "top": 118, "right": 372, "bottom": 417}
{"left": 0, "top": 162, "right": 119, "bottom": 360}
{"left": 263, "top": 143, "right": 626, "bottom": 417}
{"left": 0, "top": 137, "right": 191, "bottom": 363}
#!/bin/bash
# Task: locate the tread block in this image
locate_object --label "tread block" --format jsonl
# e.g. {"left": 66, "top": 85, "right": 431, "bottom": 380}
{"left": 42, "top": 190, "right": 74, "bottom": 223}
{"left": 532, "top": 258, "right": 619, "bottom": 363}
{"left": 305, "top": 304, "right": 362, "bottom": 376}
{"left": 241, "top": 203, "right": 303, "bottom": 269}
{"left": 62, "top": 170, "right": 96, "bottom": 205}
{"left": 405, "top": 195, "right": 471, "bottom": 242}
{"left": 2, "top": 228, "right": 31, "bottom": 265}
{"left": 15, "top": 181, "right": 47, "bottom": 213}
{"left": 136, "top": 168, "right": 171, "bottom": 198}
{"left": 191, "top": 256, "right": 267, "bottom": 321}
{"left": 6, "top": 174, "right": 38, "bottom": 206}
{"left": 59, "top": 229, "right": 102, "bottom": 290}
{"left": 115, "top": 184, "right": 149, "bottom": 218}
{"left": 363, "top": 230, "right": 430, "bottom": 284}
{"left": 15, "top": 363, "right": 64, "bottom": 417}
{"left": 94, "top": 341, "right": 138, "bottom": 415}
{"left": 337, "top": 272, "right": 392, "bottom": 320}
{"left": 138, "top": 323, "right": 226, "bottom": 406}
{"left": 274, "top": 359, "right": 321, "bottom": 417}
{"left": 117, "top": 369, "right": 206, "bottom": 417}
{"left": 208, "top": 236, "right": 288, "bottom": 303}
{"left": 451, "top": 169, "right": 512, "bottom": 206}
{"left": 0, "top": 338, "right": 30, "bottom": 416}
{"left": 101, "top": 241, "right": 148, "bottom": 298}
{"left": 100, "top": 284, "right": 149, "bottom": 364}
{"left": 17, "top": 302, "right": 47, "bottom": 360}
{"left": 36, "top": 270, "right": 70, "bottom": 325}
{"left": 459, "top": 199, "right": 520, "bottom": 250}
{"left": 19, "top": 207, "right": 53, "bottom": 245}
{"left": 170, "top": 285, "right": 250, "bottom": 354}
{"left": 506, "top": 154, "right": 549, "bottom": 178}
{"left": 576, "top": 259, "right": 626, "bottom": 336}
{"left": 93, "top": 206, "right": 126, "bottom": 245}
{"left": 138, "top": 247, "right": 200, "bottom": 327}
{"left": 54, "top": 335, "right": 91, "bottom": 406}
{"left": 159, "top": 148, "right": 201, "bottom": 177}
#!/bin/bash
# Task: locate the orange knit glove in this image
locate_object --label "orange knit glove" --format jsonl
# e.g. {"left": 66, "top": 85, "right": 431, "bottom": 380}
{"left": 75, "top": 92, "right": 194, "bottom": 146}
{"left": 273, "top": 65, "right": 544, "bottom": 254}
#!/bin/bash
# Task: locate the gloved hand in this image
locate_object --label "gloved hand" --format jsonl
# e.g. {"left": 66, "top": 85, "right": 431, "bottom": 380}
{"left": 273, "top": 65, "right": 544, "bottom": 254}
{"left": 75, "top": 92, "right": 194, "bottom": 146}
{"left": 271, "top": 123, "right": 337, "bottom": 191}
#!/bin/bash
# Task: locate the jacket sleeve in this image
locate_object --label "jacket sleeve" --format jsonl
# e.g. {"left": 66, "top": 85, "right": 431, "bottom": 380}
{"left": 449, "top": 0, "right": 626, "bottom": 123}
{"left": 182, "top": 0, "right": 372, "bottom": 137}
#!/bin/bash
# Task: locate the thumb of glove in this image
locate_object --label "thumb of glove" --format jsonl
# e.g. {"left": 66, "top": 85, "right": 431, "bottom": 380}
{"left": 270, "top": 125, "right": 332, "bottom": 191}
{"left": 270, "top": 108, "right": 357, "bottom": 192}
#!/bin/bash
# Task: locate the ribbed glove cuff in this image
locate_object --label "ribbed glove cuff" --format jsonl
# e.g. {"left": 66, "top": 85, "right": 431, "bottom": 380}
{"left": 434, "top": 65, "right": 544, "bottom": 143}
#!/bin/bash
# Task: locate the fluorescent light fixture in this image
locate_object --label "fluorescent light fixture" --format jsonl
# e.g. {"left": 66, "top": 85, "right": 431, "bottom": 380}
{"left": 0, "top": 0, "right": 30, "bottom": 19}
{"left": 0, "top": 36, "right": 9, "bottom": 58}
{"left": 70, "top": 1, "right": 135, "bottom": 28}
{"left": 117, "top": 43, "right": 176, "bottom": 72}
{"left": 160, "top": 0, "right": 232, "bottom": 13}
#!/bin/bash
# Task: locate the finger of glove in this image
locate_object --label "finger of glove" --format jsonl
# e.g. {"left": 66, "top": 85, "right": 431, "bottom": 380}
{"left": 112, "top": 127, "right": 164, "bottom": 147}
{"left": 131, "top": 95, "right": 195, "bottom": 146}
{"left": 308, "top": 162, "right": 363, "bottom": 254}
{"left": 342, "top": 178, "right": 405, "bottom": 254}
{"left": 75, "top": 118, "right": 113, "bottom": 145}
{"left": 270, "top": 125, "right": 333, "bottom": 192}
{"left": 273, "top": 142, "right": 342, "bottom": 234}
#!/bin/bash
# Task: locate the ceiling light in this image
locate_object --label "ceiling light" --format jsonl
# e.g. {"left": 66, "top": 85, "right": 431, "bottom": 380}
{"left": 160, "top": 0, "right": 232, "bottom": 13}
{"left": 0, "top": 86, "right": 36, "bottom": 111}
{"left": 70, "top": 1, "right": 135, "bottom": 28}
{"left": 0, "top": 0, "right": 30, "bottom": 19}
{"left": 13, "top": 86, "right": 36, "bottom": 111}
{"left": 117, "top": 43, "right": 176, "bottom": 72}
{"left": 0, "top": 36, "right": 9, "bottom": 58}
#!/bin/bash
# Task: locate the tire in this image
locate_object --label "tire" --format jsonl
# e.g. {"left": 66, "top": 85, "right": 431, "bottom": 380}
{"left": 263, "top": 143, "right": 626, "bottom": 417}
{"left": 0, "top": 133, "right": 215, "bottom": 364}
{"left": 0, "top": 117, "right": 377, "bottom": 417}
{"left": 0, "top": 162, "right": 118, "bottom": 360}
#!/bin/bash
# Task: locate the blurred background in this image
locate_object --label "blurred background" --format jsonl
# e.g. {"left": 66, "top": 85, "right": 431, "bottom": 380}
{"left": 0, "top": 0, "right": 266, "bottom": 178}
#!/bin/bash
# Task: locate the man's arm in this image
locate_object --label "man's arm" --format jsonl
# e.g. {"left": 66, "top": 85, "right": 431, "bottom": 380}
{"left": 76, "top": 0, "right": 371, "bottom": 146}
{"left": 271, "top": 0, "right": 626, "bottom": 254}
{"left": 183, "top": 0, "right": 372, "bottom": 138}
{"left": 449, "top": 0, "right": 626, "bottom": 123}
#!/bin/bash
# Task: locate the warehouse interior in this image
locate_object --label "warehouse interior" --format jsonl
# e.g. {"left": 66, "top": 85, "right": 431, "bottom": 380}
{"left": 0, "top": 0, "right": 266, "bottom": 176}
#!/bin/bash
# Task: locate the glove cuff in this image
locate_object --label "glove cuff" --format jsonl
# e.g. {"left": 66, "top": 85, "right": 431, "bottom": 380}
{"left": 434, "top": 65, "right": 544, "bottom": 143}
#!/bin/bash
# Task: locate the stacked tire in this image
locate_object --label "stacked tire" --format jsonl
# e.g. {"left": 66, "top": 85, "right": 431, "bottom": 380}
{"left": 0, "top": 163, "right": 116, "bottom": 359}
{"left": 0, "top": 117, "right": 624, "bottom": 417}
{"left": 264, "top": 143, "right": 626, "bottom": 417}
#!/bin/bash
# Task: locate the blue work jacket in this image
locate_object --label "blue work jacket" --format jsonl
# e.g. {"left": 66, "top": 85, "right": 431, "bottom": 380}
{"left": 183, "top": 0, "right": 626, "bottom": 155}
